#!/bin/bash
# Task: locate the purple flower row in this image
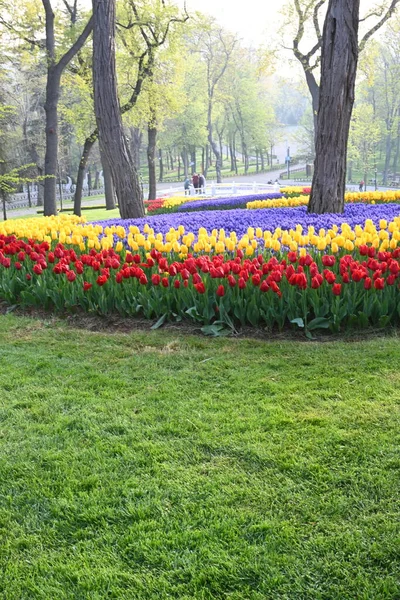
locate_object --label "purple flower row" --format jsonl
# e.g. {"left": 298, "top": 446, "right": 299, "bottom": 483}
{"left": 93, "top": 204, "right": 400, "bottom": 242}
{"left": 176, "top": 193, "right": 283, "bottom": 212}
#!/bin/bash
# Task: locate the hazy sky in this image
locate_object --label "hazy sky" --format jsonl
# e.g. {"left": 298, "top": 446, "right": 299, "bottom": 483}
{"left": 179, "top": 0, "right": 387, "bottom": 47}
{"left": 181, "top": 0, "right": 281, "bottom": 45}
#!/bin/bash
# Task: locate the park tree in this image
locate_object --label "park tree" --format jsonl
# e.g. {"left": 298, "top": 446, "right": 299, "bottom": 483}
{"left": 191, "top": 20, "right": 237, "bottom": 182}
{"left": 0, "top": 0, "right": 93, "bottom": 215}
{"left": 92, "top": 0, "right": 144, "bottom": 219}
{"left": 308, "top": 0, "right": 360, "bottom": 213}
{"left": 72, "top": 0, "right": 188, "bottom": 214}
{"left": 284, "top": 0, "right": 400, "bottom": 140}
{"left": 348, "top": 103, "right": 381, "bottom": 186}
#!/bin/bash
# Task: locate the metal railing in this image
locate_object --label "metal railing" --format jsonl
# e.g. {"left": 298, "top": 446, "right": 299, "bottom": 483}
{"left": 158, "top": 182, "right": 282, "bottom": 198}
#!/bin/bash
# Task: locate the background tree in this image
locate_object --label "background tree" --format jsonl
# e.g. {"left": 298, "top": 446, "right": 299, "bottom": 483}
{"left": 92, "top": 0, "right": 144, "bottom": 219}
{"left": 283, "top": 0, "right": 400, "bottom": 140}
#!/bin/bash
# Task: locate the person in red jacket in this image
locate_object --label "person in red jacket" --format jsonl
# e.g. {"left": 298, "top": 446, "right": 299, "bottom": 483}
{"left": 192, "top": 173, "right": 199, "bottom": 193}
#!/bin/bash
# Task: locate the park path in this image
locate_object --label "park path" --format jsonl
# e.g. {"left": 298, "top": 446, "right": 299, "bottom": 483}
{"left": 3, "top": 171, "right": 388, "bottom": 220}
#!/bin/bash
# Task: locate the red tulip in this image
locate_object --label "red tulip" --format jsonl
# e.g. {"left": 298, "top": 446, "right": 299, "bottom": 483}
{"left": 151, "top": 274, "right": 161, "bottom": 285}
{"left": 83, "top": 282, "right": 92, "bottom": 291}
{"left": 67, "top": 271, "right": 76, "bottom": 282}
{"left": 332, "top": 283, "right": 342, "bottom": 296}
{"left": 216, "top": 285, "right": 225, "bottom": 297}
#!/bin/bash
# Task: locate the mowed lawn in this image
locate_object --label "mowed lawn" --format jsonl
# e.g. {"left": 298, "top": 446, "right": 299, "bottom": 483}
{"left": 0, "top": 315, "right": 399, "bottom": 599}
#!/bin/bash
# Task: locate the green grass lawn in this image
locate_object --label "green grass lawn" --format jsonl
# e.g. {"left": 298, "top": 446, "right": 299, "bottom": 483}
{"left": 0, "top": 314, "right": 399, "bottom": 599}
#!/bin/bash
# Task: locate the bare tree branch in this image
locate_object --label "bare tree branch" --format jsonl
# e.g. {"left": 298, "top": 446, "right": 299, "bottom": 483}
{"left": 359, "top": 0, "right": 400, "bottom": 52}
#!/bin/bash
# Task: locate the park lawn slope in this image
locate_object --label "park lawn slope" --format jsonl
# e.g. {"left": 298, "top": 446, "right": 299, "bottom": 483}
{"left": 0, "top": 315, "right": 399, "bottom": 599}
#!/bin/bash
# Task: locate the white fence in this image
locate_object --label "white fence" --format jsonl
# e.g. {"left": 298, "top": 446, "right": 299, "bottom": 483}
{"left": 159, "top": 181, "right": 282, "bottom": 198}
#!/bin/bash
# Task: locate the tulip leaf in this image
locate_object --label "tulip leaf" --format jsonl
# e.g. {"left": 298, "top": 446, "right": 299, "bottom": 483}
{"left": 290, "top": 317, "right": 304, "bottom": 328}
{"left": 151, "top": 313, "right": 167, "bottom": 330}
{"left": 201, "top": 323, "right": 231, "bottom": 337}
{"left": 307, "top": 317, "right": 330, "bottom": 330}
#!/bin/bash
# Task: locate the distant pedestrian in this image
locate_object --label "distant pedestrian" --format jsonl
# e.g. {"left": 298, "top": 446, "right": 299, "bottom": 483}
{"left": 192, "top": 173, "right": 199, "bottom": 194}
{"left": 199, "top": 173, "right": 206, "bottom": 194}
{"left": 359, "top": 180, "right": 365, "bottom": 192}
{"left": 184, "top": 177, "right": 190, "bottom": 195}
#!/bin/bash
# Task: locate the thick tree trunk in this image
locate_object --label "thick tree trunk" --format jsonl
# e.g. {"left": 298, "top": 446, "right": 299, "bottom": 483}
{"left": 260, "top": 151, "right": 265, "bottom": 170}
{"left": 256, "top": 149, "right": 259, "bottom": 173}
{"left": 92, "top": 0, "right": 144, "bottom": 219}
{"left": 177, "top": 154, "right": 181, "bottom": 180}
{"left": 205, "top": 145, "right": 210, "bottom": 177}
{"left": 308, "top": 0, "right": 360, "bottom": 214}
{"left": 169, "top": 149, "right": 174, "bottom": 171}
{"left": 100, "top": 143, "right": 116, "bottom": 210}
{"left": 43, "top": 68, "right": 61, "bottom": 216}
{"left": 201, "top": 147, "right": 205, "bottom": 174}
{"left": 147, "top": 125, "right": 157, "bottom": 200}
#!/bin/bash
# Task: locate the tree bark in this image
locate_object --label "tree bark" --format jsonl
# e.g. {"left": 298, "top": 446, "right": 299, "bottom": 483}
{"left": 100, "top": 143, "right": 116, "bottom": 210}
{"left": 43, "top": 67, "right": 61, "bottom": 215}
{"left": 158, "top": 148, "right": 164, "bottom": 183}
{"left": 92, "top": 0, "right": 144, "bottom": 219}
{"left": 308, "top": 0, "right": 360, "bottom": 214}
{"left": 130, "top": 126, "right": 142, "bottom": 170}
{"left": 147, "top": 124, "right": 157, "bottom": 200}
{"left": 74, "top": 133, "right": 97, "bottom": 216}
{"left": 190, "top": 146, "right": 196, "bottom": 174}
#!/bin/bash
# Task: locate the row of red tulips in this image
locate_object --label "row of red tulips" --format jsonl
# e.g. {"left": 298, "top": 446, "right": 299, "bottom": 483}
{"left": 0, "top": 234, "right": 400, "bottom": 333}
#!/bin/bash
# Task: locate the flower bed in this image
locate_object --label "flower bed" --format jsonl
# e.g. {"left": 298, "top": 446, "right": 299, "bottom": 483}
{"left": 0, "top": 230, "right": 399, "bottom": 334}
{"left": 0, "top": 205, "right": 400, "bottom": 334}
{"left": 247, "top": 190, "right": 400, "bottom": 210}
{"left": 175, "top": 193, "right": 283, "bottom": 213}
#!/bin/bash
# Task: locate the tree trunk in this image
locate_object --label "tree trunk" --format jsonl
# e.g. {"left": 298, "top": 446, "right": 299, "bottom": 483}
{"left": 158, "top": 148, "right": 164, "bottom": 182}
{"left": 392, "top": 125, "right": 400, "bottom": 176}
{"left": 260, "top": 151, "right": 265, "bottom": 171}
{"left": 229, "top": 140, "right": 235, "bottom": 172}
{"left": 348, "top": 160, "right": 353, "bottom": 182}
{"left": 27, "top": 182, "right": 32, "bottom": 207}
{"left": 205, "top": 145, "right": 210, "bottom": 176}
{"left": 201, "top": 147, "right": 205, "bottom": 174}
{"left": 94, "top": 168, "right": 100, "bottom": 189}
{"left": 178, "top": 154, "right": 181, "bottom": 179}
{"left": 181, "top": 148, "right": 189, "bottom": 178}
{"left": 256, "top": 149, "right": 259, "bottom": 173}
{"left": 74, "top": 134, "right": 97, "bottom": 216}
{"left": 43, "top": 67, "right": 61, "bottom": 216}
{"left": 92, "top": 0, "right": 144, "bottom": 219}
{"left": 383, "top": 132, "right": 392, "bottom": 186}
{"left": 169, "top": 149, "right": 174, "bottom": 171}
{"left": 41, "top": 2, "right": 93, "bottom": 216}
{"left": 147, "top": 124, "right": 157, "bottom": 200}
{"left": 130, "top": 126, "right": 142, "bottom": 170}
{"left": 308, "top": 0, "right": 360, "bottom": 214}
{"left": 190, "top": 146, "right": 196, "bottom": 174}
{"left": 208, "top": 106, "right": 222, "bottom": 183}
{"left": 100, "top": 143, "right": 116, "bottom": 210}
